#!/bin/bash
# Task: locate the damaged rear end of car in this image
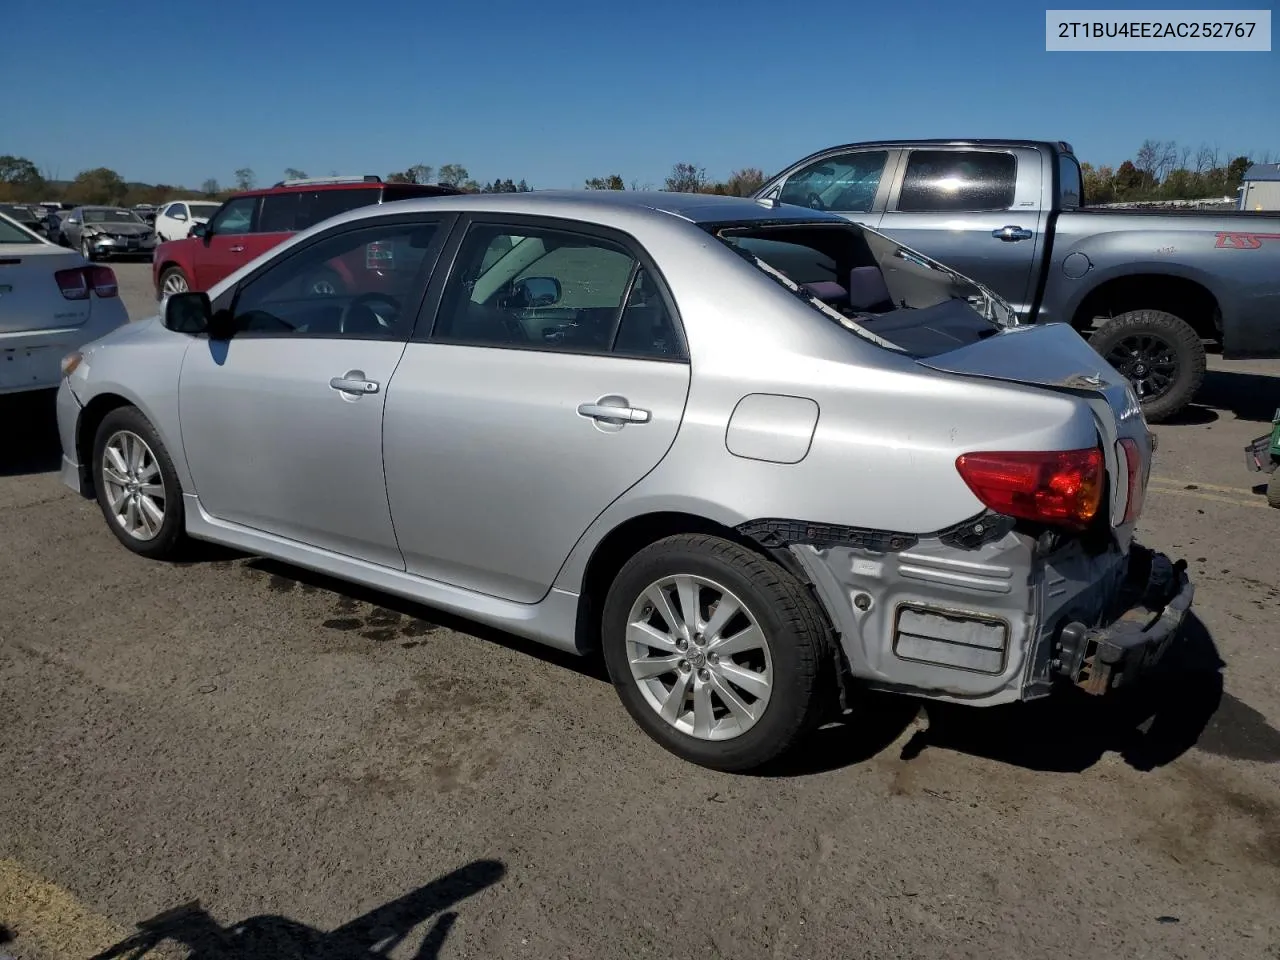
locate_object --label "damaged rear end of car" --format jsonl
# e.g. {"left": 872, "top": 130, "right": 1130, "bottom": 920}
{"left": 716, "top": 215, "right": 1193, "bottom": 707}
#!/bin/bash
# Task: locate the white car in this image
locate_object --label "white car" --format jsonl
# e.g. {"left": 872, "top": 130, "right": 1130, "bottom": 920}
{"left": 154, "top": 200, "right": 223, "bottom": 242}
{"left": 0, "top": 212, "right": 129, "bottom": 396}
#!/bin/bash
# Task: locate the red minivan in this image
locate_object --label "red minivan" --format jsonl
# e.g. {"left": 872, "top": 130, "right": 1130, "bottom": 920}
{"left": 152, "top": 175, "right": 461, "bottom": 299}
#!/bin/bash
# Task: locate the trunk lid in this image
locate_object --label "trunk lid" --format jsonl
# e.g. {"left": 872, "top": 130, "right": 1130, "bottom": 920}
{"left": 0, "top": 243, "right": 93, "bottom": 334}
{"left": 917, "top": 321, "right": 1151, "bottom": 541}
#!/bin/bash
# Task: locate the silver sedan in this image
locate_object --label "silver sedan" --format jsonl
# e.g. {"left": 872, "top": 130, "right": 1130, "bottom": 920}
{"left": 54, "top": 191, "right": 1192, "bottom": 771}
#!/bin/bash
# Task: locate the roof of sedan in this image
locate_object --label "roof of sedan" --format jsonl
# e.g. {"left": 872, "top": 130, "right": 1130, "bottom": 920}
{"left": 375, "top": 190, "right": 849, "bottom": 226}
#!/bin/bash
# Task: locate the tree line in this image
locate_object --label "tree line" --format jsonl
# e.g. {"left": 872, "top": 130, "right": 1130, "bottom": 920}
{"left": 1, "top": 140, "right": 1272, "bottom": 209}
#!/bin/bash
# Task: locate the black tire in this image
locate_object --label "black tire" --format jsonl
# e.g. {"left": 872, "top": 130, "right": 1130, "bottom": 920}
{"left": 158, "top": 265, "right": 190, "bottom": 299}
{"left": 601, "top": 533, "right": 835, "bottom": 772}
{"left": 1088, "top": 309, "right": 1206, "bottom": 424}
{"left": 1268, "top": 479, "right": 1280, "bottom": 509}
{"left": 80, "top": 237, "right": 97, "bottom": 262}
{"left": 92, "top": 406, "right": 188, "bottom": 560}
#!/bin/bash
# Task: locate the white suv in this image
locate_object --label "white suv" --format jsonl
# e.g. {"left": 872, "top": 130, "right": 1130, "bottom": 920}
{"left": 154, "top": 200, "right": 224, "bottom": 242}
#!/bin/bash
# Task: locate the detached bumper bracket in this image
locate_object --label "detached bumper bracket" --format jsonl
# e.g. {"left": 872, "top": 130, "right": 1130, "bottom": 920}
{"left": 1070, "top": 548, "right": 1194, "bottom": 696}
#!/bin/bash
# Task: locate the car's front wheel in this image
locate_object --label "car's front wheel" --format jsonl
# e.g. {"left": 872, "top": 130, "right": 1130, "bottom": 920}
{"left": 80, "top": 237, "right": 97, "bottom": 262}
{"left": 92, "top": 406, "right": 188, "bottom": 560}
{"left": 601, "top": 533, "right": 834, "bottom": 772}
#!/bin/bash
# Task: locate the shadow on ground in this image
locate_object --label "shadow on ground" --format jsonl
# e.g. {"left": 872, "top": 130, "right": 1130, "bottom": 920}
{"left": 0, "top": 389, "right": 61, "bottom": 477}
{"left": 1168, "top": 366, "right": 1280, "bottom": 425}
{"left": 777, "top": 614, "right": 1280, "bottom": 777}
{"left": 86, "top": 859, "right": 505, "bottom": 960}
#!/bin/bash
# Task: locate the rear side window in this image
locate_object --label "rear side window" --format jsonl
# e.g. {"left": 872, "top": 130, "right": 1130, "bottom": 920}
{"left": 898, "top": 150, "right": 1017, "bottom": 212}
{"left": 295, "top": 188, "right": 379, "bottom": 231}
{"left": 1059, "top": 155, "right": 1083, "bottom": 209}
{"left": 0, "top": 215, "right": 39, "bottom": 243}
{"left": 258, "top": 193, "right": 299, "bottom": 233}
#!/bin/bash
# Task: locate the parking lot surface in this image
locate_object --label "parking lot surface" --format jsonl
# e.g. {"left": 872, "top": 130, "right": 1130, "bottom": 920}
{"left": 2, "top": 263, "right": 1278, "bottom": 959}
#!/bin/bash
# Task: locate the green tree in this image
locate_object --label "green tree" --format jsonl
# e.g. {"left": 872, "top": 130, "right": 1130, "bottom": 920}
{"left": 585, "top": 174, "right": 625, "bottom": 190}
{"left": 201, "top": 178, "right": 220, "bottom": 197}
{"left": 234, "top": 167, "right": 256, "bottom": 192}
{"left": 664, "top": 162, "right": 706, "bottom": 193}
{"left": 283, "top": 167, "right": 308, "bottom": 181}
{"left": 725, "top": 167, "right": 765, "bottom": 197}
{"left": 437, "top": 164, "right": 469, "bottom": 188}
{"left": 0, "top": 155, "right": 46, "bottom": 202}
{"left": 387, "top": 163, "right": 433, "bottom": 184}
{"left": 63, "top": 167, "right": 127, "bottom": 205}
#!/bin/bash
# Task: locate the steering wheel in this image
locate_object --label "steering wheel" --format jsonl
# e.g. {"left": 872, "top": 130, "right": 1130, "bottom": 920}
{"left": 338, "top": 292, "right": 401, "bottom": 335}
{"left": 806, "top": 191, "right": 826, "bottom": 211}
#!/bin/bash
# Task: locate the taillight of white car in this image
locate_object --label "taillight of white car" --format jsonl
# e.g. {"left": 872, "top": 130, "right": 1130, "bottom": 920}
{"left": 53, "top": 264, "right": 119, "bottom": 300}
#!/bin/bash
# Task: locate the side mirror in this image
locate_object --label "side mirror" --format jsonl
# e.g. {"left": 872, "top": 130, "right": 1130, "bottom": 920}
{"left": 191, "top": 222, "right": 208, "bottom": 240}
{"left": 512, "top": 275, "right": 561, "bottom": 308}
{"left": 66, "top": 217, "right": 79, "bottom": 225}
{"left": 173, "top": 212, "right": 188, "bottom": 221}
{"left": 163, "top": 291, "right": 212, "bottom": 334}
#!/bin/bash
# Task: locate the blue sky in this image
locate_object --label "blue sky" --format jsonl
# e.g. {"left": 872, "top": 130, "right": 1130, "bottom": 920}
{"left": 6, "top": 0, "right": 1277, "bottom": 189}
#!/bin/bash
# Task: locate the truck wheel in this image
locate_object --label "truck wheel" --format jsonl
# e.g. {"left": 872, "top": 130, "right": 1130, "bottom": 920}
{"left": 1089, "top": 309, "right": 1206, "bottom": 424}
{"left": 1268, "top": 479, "right": 1280, "bottom": 509}
{"left": 600, "top": 533, "right": 836, "bottom": 772}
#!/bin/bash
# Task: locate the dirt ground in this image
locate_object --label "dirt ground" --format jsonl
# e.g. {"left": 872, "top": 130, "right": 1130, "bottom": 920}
{"left": 1, "top": 263, "right": 1277, "bottom": 960}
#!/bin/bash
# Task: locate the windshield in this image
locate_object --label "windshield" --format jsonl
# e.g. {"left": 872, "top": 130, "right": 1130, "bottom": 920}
{"left": 0, "top": 214, "right": 41, "bottom": 244}
{"left": 711, "top": 220, "right": 1019, "bottom": 357}
{"left": 188, "top": 203, "right": 221, "bottom": 219}
{"left": 83, "top": 208, "right": 143, "bottom": 224}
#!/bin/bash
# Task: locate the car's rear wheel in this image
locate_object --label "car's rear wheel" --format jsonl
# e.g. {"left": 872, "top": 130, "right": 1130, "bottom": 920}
{"left": 601, "top": 533, "right": 834, "bottom": 772}
{"left": 159, "top": 266, "right": 190, "bottom": 297}
{"left": 92, "top": 406, "right": 188, "bottom": 560}
{"left": 1088, "top": 309, "right": 1206, "bottom": 424}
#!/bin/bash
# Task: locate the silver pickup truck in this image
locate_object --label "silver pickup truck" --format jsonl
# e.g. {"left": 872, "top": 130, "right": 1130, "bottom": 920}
{"left": 755, "top": 139, "right": 1280, "bottom": 422}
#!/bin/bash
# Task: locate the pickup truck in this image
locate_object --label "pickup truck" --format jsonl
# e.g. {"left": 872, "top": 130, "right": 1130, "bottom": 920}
{"left": 754, "top": 139, "right": 1280, "bottom": 422}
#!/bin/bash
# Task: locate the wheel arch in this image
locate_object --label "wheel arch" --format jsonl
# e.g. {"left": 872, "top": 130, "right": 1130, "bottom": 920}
{"left": 572, "top": 510, "right": 815, "bottom": 654}
{"left": 1070, "top": 273, "right": 1221, "bottom": 339}
{"left": 74, "top": 392, "right": 138, "bottom": 497}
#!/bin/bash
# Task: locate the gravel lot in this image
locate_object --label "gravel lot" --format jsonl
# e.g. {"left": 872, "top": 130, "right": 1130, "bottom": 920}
{"left": 2, "top": 262, "right": 1278, "bottom": 960}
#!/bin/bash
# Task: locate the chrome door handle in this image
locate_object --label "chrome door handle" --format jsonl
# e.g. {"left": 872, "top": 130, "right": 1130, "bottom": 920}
{"left": 992, "top": 225, "right": 1032, "bottom": 242}
{"left": 330, "top": 375, "right": 380, "bottom": 395}
{"left": 228, "top": 244, "right": 245, "bottom": 253}
{"left": 578, "top": 401, "right": 650, "bottom": 424}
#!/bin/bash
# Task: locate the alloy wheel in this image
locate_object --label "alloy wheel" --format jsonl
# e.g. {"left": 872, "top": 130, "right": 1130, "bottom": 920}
{"left": 101, "top": 430, "right": 166, "bottom": 541}
{"left": 625, "top": 574, "right": 773, "bottom": 741}
{"left": 1104, "top": 334, "right": 1179, "bottom": 401}
{"left": 162, "top": 271, "right": 189, "bottom": 295}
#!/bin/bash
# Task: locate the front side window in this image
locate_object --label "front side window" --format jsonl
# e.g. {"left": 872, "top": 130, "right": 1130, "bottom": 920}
{"left": 432, "top": 223, "right": 639, "bottom": 353}
{"left": 170, "top": 203, "right": 188, "bottom": 219}
{"left": 897, "top": 150, "right": 1017, "bottom": 212}
{"left": 209, "top": 197, "right": 257, "bottom": 235}
{"left": 778, "top": 151, "right": 889, "bottom": 212}
{"left": 228, "top": 220, "right": 441, "bottom": 340}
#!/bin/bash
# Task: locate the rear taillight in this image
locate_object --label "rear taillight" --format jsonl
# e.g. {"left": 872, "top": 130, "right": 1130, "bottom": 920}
{"left": 1119, "top": 438, "right": 1146, "bottom": 524}
{"left": 53, "top": 265, "right": 118, "bottom": 300}
{"left": 55, "top": 267, "right": 90, "bottom": 300}
{"left": 88, "top": 265, "right": 119, "bottom": 297}
{"left": 955, "top": 447, "right": 1105, "bottom": 531}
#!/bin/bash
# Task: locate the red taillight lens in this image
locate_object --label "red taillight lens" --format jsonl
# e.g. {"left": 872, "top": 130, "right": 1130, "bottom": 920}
{"left": 955, "top": 447, "right": 1105, "bottom": 530}
{"left": 88, "top": 265, "right": 118, "bottom": 298}
{"left": 54, "top": 267, "right": 90, "bottom": 300}
{"left": 1119, "top": 437, "right": 1146, "bottom": 524}
{"left": 53, "top": 266, "right": 118, "bottom": 300}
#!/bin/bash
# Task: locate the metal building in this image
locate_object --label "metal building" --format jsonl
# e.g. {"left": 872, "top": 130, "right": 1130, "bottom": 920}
{"left": 1239, "top": 162, "right": 1280, "bottom": 211}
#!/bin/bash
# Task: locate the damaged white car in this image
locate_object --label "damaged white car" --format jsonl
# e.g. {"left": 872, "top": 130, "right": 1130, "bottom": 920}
{"left": 55, "top": 191, "right": 1193, "bottom": 771}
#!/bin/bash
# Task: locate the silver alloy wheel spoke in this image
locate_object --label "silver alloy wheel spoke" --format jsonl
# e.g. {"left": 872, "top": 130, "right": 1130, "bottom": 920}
{"left": 102, "top": 430, "right": 165, "bottom": 542}
{"left": 626, "top": 574, "right": 773, "bottom": 741}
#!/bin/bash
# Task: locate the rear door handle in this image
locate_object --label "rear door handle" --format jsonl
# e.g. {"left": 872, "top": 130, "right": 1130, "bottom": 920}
{"left": 228, "top": 244, "right": 245, "bottom": 253}
{"left": 992, "top": 225, "right": 1033, "bottom": 242}
{"left": 330, "top": 375, "right": 380, "bottom": 395}
{"left": 578, "top": 401, "right": 650, "bottom": 424}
